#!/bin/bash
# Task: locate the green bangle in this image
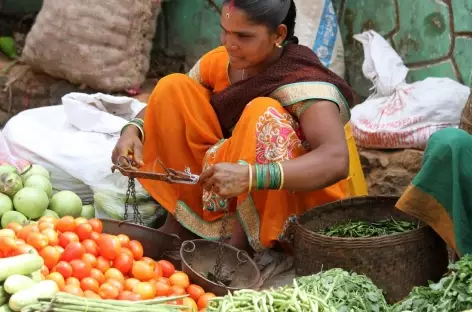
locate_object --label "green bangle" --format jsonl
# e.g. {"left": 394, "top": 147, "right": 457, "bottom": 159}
{"left": 268, "top": 163, "right": 278, "bottom": 189}
{"left": 255, "top": 164, "right": 264, "bottom": 190}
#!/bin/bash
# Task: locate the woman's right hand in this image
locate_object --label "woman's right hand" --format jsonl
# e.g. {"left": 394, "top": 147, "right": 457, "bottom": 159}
{"left": 111, "top": 126, "right": 144, "bottom": 168}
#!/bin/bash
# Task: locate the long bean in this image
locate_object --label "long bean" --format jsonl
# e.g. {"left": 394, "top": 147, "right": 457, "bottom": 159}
{"left": 318, "top": 218, "right": 418, "bottom": 238}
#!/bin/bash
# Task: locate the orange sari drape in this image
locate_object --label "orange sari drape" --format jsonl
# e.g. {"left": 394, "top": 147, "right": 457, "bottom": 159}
{"left": 139, "top": 47, "right": 367, "bottom": 252}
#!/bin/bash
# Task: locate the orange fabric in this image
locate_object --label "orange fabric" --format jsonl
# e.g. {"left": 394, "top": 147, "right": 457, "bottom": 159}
{"left": 140, "top": 73, "right": 348, "bottom": 251}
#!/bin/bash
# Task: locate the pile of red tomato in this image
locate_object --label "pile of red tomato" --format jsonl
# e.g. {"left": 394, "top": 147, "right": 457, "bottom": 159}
{"left": 0, "top": 216, "right": 216, "bottom": 311}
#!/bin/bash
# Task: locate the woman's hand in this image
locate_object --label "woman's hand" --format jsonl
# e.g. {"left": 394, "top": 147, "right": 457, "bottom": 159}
{"left": 111, "top": 126, "right": 144, "bottom": 168}
{"left": 200, "top": 163, "right": 250, "bottom": 199}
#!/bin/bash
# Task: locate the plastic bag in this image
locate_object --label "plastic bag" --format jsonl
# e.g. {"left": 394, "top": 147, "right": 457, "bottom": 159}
{"left": 350, "top": 30, "right": 471, "bottom": 149}
{"left": 2, "top": 92, "right": 146, "bottom": 202}
{"left": 0, "top": 131, "right": 30, "bottom": 171}
{"left": 93, "top": 187, "right": 167, "bottom": 228}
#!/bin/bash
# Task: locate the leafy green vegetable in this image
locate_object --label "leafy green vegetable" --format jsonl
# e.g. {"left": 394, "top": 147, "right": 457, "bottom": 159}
{"left": 297, "top": 269, "right": 389, "bottom": 312}
{"left": 319, "top": 218, "right": 418, "bottom": 238}
{"left": 391, "top": 255, "right": 472, "bottom": 312}
{"left": 207, "top": 268, "right": 388, "bottom": 312}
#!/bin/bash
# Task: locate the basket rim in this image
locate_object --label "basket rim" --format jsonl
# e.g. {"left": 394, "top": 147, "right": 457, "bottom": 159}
{"left": 293, "top": 195, "right": 428, "bottom": 245}
{"left": 179, "top": 239, "right": 261, "bottom": 290}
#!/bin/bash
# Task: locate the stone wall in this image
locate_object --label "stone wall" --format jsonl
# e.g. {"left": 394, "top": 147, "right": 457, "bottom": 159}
{"left": 359, "top": 149, "right": 424, "bottom": 196}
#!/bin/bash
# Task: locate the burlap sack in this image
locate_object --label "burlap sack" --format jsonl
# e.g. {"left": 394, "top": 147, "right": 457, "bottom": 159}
{"left": 21, "top": 0, "right": 160, "bottom": 92}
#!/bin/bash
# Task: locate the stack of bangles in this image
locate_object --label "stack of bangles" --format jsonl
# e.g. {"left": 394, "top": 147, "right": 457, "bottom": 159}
{"left": 121, "top": 118, "right": 145, "bottom": 143}
{"left": 248, "top": 163, "right": 285, "bottom": 191}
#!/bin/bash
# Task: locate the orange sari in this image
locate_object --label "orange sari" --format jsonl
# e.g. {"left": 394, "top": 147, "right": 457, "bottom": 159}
{"left": 139, "top": 46, "right": 367, "bottom": 252}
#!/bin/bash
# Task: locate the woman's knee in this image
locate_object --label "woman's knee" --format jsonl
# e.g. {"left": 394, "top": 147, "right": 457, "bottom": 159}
{"left": 156, "top": 73, "right": 192, "bottom": 90}
{"left": 427, "top": 128, "right": 472, "bottom": 159}
{"left": 243, "top": 97, "right": 283, "bottom": 116}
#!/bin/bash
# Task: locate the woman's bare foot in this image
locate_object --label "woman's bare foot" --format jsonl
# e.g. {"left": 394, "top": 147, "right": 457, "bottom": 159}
{"left": 158, "top": 213, "right": 199, "bottom": 242}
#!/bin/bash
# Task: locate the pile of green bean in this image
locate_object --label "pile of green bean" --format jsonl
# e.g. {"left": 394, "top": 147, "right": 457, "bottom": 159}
{"left": 318, "top": 218, "right": 418, "bottom": 238}
{"left": 206, "top": 269, "right": 388, "bottom": 312}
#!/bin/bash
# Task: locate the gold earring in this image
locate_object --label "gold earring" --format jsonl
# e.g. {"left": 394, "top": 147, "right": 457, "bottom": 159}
{"left": 276, "top": 43, "right": 283, "bottom": 49}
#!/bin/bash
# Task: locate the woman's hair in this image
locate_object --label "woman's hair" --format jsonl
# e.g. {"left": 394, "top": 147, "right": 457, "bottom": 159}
{"left": 223, "top": 0, "right": 298, "bottom": 44}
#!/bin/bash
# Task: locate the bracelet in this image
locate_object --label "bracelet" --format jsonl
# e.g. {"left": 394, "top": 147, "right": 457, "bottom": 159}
{"left": 254, "top": 163, "right": 283, "bottom": 190}
{"left": 277, "top": 162, "right": 285, "bottom": 190}
{"left": 121, "top": 118, "right": 145, "bottom": 143}
{"left": 248, "top": 165, "right": 253, "bottom": 192}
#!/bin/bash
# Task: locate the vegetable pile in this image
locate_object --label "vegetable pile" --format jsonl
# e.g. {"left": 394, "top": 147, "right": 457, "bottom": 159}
{"left": 0, "top": 217, "right": 214, "bottom": 311}
{"left": 319, "top": 218, "right": 418, "bottom": 238}
{"left": 207, "top": 268, "right": 388, "bottom": 312}
{"left": 391, "top": 255, "right": 472, "bottom": 312}
{"left": 0, "top": 163, "right": 94, "bottom": 229}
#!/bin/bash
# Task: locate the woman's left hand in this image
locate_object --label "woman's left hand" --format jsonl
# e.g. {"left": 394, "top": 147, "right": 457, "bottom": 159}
{"left": 200, "top": 163, "right": 250, "bottom": 199}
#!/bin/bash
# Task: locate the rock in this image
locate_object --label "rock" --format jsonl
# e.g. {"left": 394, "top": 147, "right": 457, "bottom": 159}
{"left": 359, "top": 148, "right": 424, "bottom": 196}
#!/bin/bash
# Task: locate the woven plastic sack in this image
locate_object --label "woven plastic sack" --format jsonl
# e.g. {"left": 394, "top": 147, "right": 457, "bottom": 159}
{"left": 21, "top": 0, "right": 160, "bottom": 92}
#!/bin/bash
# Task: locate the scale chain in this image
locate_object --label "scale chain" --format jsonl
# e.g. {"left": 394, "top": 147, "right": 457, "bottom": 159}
{"left": 124, "top": 178, "right": 144, "bottom": 225}
{"left": 211, "top": 208, "right": 230, "bottom": 280}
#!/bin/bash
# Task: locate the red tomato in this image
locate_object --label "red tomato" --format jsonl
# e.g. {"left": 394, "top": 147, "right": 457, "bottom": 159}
{"left": 90, "top": 232, "right": 101, "bottom": 244}
{"left": 98, "top": 283, "right": 119, "bottom": 299}
{"left": 55, "top": 261, "right": 73, "bottom": 279}
{"left": 155, "top": 281, "right": 171, "bottom": 297}
{"left": 46, "top": 272, "right": 65, "bottom": 290}
{"left": 74, "top": 217, "right": 88, "bottom": 227}
{"left": 40, "top": 265, "right": 49, "bottom": 277}
{"left": 117, "top": 234, "right": 130, "bottom": 248}
{"left": 90, "top": 268, "right": 106, "bottom": 284}
{"left": 76, "top": 223, "right": 93, "bottom": 241}
{"left": 63, "top": 284, "right": 84, "bottom": 297}
{"left": 59, "top": 232, "right": 79, "bottom": 248}
{"left": 88, "top": 219, "right": 103, "bottom": 233}
{"left": 5, "top": 222, "right": 23, "bottom": 235}
{"left": 82, "top": 253, "right": 97, "bottom": 268}
{"left": 121, "top": 248, "right": 134, "bottom": 258}
{"left": 197, "top": 293, "right": 216, "bottom": 310}
{"left": 112, "top": 252, "right": 133, "bottom": 275}
{"left": 98, "top": 234, "right": 121, "bottom": 260}
{"left": 104, "top": 268, "right": 125, "bottom": 283}
{"left": 131, "top": 261, "right": 154, "bottom": 281}
{"left": 65, "top": 277, "right": 81, "bottom": 286}
{"left": 156, "top": 277, "right": 171, "bottom": 286}
{"left": 170, "top": 285, "right": 186, "bottom": 296}
{"left": 56, "top": 216, "right": 76, "bottom": 233}
{"left": 186, "top": 284, "right": 205, "bottom": 301}
{"left": 153, "top": 262, "right": 163, "bottom": 279}
{"left": 157, "top": 260, "right": 175, "bottom": 278}
{"left": 96, "top": 256, "right": 111, "bottom": 273}
{"left": 182, "top": 298, "right": 198, "bottom": 312}
{"left": 82, "top": 239, "right": 99, "bottom": 256}
{"left": 70, "top": 259, "right": 91, "bottom": 280}
{"left": 0, "top": 236, "right": 17, "bottom": 254}
{"left": 38, "top": 222, "right": 55, "bottom": 232}
{"left": 39, "top": 216, "right": 57, "bottom": 225}
{"left": 128, "top": 240, "right": 143, "bottom": 260}
{"left": 169, "top": 272, "right": 190, "bottom": 289}
{"left": 126, "top": 293, "right": 141, "bottom": 301}
{"left": 41, "top": 228, "right": 59, "bottom": 246}
{"left": 133, "top": 282, "right": 156, "bottom": 300}
{"left": 106, "top": 278, "right": 124, "bottom": 293}
{"left": 124, "top": 278, "right": 140, "bottom": 291}
{"left": 61, "top": 242, "right": 85, "bottom": 262}
{"left": 80, "top": 277, "right": 100, "bottom": 293}
{"left": 26, "top": 232, "right": 49, "bottom": 251}
{"left": 117, "top": 290, "right": 133, "bottom": 300}
{"left": 84, "top": 290, "right": 101, "bottom": 299}
{"left": 40, "top": 246, "right": 60, "bottom": 270}
{"left": 17, "top": 224, "right": 39, "bottom": 241}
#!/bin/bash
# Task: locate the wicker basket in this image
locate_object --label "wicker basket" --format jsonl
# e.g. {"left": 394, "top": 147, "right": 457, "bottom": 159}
{"left": 459, "top": 84, "right": 472, "bottom": 134}
{"left": 291, "top": 196, "right": 449, "bottom": 303}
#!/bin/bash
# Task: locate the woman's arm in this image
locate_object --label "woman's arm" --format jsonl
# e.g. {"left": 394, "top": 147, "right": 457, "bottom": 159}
{"left": 253, "top": 100, "right": 349, "bottom": 192}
